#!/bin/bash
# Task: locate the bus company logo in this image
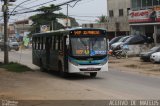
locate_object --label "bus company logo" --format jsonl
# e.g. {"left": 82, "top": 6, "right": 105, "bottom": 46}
{"left": 1, "top": 100, "right": 18, "bottom": 106}
{"left": 88, "top": 58, "right": 93, "bottom": 63}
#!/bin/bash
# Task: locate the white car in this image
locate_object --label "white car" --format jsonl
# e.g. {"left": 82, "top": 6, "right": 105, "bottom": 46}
{"left": 150, "top": 52, "right": 160, "bottom": 63}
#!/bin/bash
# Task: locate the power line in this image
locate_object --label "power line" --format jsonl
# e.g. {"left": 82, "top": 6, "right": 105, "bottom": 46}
{"left": 69, "top": 14, "right": 98, "bottom": 18}
{"left": 11, "top": 0, "right": 82, "bottom": 15}
{"left": 10, "top": 0, "right": 33, "bottom": 17}
{"left": 14, "top": 0, "right": 57, "bottom": 13}
{"left": 9, "top": 5, "right": 34, "bottom": 12}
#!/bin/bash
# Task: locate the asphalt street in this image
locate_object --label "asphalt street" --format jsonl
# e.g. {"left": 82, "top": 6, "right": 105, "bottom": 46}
{"left": 0, "top": 49, "right": 160, "bottom": 99}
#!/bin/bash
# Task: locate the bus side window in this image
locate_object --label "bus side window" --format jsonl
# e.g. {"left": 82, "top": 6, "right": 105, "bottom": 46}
{"left": 55, "top": 36, "right": 59, "bottom": 50}
{"left": 43, "top": 38, "right": 45, "bottom": 50}
{"left": 54, "top": 36, "right": 56, "bottom": 50}
{"left": 38, "top": 37, "right": 40, "bottom": 50}
{"left": 41, "top": 37, "right": 43, "bottom": 50}
{"left": 59, "top": 36, "right": 62, "bottom": 50}
{"left": 35, "top": 37, "right": 37, "bottom": 50}
{"left": 49, "top": 37, "right": 52, "bottom": 50}
{"left": 52, "top": 36, "right": 55, "bottom": 50}
{"left": 58, "top": 36, "right": 61, "bottom": 50}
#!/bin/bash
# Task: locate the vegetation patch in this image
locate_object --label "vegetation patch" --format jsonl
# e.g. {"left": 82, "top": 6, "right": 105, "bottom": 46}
{"left": 0, "top": 62, "right": 33, "bottom": 73}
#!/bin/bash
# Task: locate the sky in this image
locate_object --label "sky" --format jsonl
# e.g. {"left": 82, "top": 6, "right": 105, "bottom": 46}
{"left": 0, "top": 0, "right": 107, "bottom": 25}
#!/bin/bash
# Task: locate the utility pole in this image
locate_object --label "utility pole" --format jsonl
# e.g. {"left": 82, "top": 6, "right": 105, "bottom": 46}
{"left": 66, "top": 4, "right": 69, "bottom": 28}
{"left": 3, "top": 0, "right": 9, "bottom": 64}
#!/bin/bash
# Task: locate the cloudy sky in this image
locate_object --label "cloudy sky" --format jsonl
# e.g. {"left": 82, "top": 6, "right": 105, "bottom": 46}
{"left": 0, "top": 0, "right": 107, "bottom": 24}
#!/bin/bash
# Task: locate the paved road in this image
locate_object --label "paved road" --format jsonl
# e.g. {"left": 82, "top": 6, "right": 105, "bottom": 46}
{"left": 0, "top": 49, "right": 160, "bottom": 99}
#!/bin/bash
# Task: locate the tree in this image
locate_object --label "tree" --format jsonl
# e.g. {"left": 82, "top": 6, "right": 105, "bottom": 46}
{"left": 96, "top": 15, "right": 108, "bottom": 23}
{"left": 29, "top": 4, "right": 79, "bottom": 33}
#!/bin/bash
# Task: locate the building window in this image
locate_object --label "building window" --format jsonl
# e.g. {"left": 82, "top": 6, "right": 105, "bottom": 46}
{"left": 153, "top": 0, "right": 159, "bottom": 5}
{"left": 90, "top": 24, "right": 93, "bottom": 28}
{"left": 142, "top": 0, "right": 146, "bottom": 8}
{"left": 127, "top": 8, "right": 130, "bottom": 16}
{"left": 109, "top": 10, "right": 114, "bottom": 17}
{"left": 146, "top": 0, "right": 152, "bottom": 7}
{"left": 131, "top": 0, "right": 159, "bottom": 9}
{"left": 119, "top": 9, "right": 123, "bottom": 16}
{"left": 131, "top": 0, "right": 137, "bottom": 9}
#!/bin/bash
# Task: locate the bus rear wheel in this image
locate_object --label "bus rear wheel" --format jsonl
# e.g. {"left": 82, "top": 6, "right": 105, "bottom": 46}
{"left": 40, "top": 60, "right": 46, "bottom": 72}
{"left": 90, "top": 72, "right": 97, "bottom": 78}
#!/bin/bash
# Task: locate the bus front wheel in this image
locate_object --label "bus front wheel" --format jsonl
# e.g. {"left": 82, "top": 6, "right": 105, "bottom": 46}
{"left": 90, "top": 72, "right": 97, "bottom": 78}
{"left": 58, "top": 62, "right": 68, "bottom": 78}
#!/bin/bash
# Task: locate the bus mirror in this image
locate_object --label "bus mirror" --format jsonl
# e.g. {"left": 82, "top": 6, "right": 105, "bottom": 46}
{"left": 66, "top": 38, "right": 69, "bottom": 45}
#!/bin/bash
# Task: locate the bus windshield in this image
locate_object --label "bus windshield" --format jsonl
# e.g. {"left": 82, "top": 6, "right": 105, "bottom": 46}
{"left": 71, "top": 37, "right": 107, "bottom": 56}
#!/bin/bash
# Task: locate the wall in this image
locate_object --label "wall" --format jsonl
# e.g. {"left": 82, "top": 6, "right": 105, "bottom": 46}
{"left": 107, "top": 0, "right": 130, "bottom": 32}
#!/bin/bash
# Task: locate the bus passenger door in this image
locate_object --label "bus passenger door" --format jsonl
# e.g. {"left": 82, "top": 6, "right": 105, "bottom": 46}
{"left": 63, "top": 36, "right": 68, "bottom": 72}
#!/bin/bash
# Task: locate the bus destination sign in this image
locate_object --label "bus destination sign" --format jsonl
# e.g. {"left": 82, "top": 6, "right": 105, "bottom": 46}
{"left": 71, "top": 30, "right": 101, "bottom": 36}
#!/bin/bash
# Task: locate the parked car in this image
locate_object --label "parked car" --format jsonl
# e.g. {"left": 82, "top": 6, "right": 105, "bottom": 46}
{"left": 109, "top": 36, "right": 124, "bottom": 48}
{"left": 0, "top": 38, "right": 19, "bottom": 51}
{"left": 111, "top": 36, "right": 130, "bottom": 50}
{"left": 120, "top": 35, "right": 149, "bottom": 48}
{"left": 139, "top": 46, "right": 160, "bottom": 61}
{"left": 150, "top": 52, "right": 160, "bottom": 63}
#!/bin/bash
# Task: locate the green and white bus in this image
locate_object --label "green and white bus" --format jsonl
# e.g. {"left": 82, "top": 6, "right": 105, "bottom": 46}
{"left": 32, "top": 28, "right": 108, "bottom": 77}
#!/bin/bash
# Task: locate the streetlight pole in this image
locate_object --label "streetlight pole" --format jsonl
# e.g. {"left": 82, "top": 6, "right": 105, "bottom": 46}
{"left": 3, "top": 0, "right": 9, "bottom": 64}
{"left": 66, "top": 4, "right": 69, "bottom": 28}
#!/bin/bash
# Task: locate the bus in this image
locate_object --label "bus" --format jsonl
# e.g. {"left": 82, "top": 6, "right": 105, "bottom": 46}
{"left": 32, "top": 28, "right": 108, "bottom": 77}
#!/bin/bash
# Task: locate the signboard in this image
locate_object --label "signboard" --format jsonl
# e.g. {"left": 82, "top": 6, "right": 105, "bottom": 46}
{"left": 128, "top": 9, "right": 153, "bottom": 23}
{"left": 128, "top": 8, "right": 160, "bottom": 23}
{"left": 57, "top": 18, "right": 71, "bottom": 27}
{"left": 40, "top": 25, "right": 50, "bottom": 32}
{"left": 70, "top": 30, "right": 106, "bottom": 36}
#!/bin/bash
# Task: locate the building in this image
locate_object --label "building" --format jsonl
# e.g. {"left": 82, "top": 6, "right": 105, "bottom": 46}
{"left": 129, "top": 0, "right": 160, "bottom": 45}
{"left": 82, "top": 0, "right": 131, "bottom": 39}
{"left": 0, "top": 23, "right": 16, "bottom": 37}
{"left": 14, "top": 19, "right": 32, "bottom": 36}
{"left": 107, "top": 0, "right": 130, "bottom": 38}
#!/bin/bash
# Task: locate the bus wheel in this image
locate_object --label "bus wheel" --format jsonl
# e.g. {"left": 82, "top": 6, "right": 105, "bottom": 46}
{"left": 40, "top": 60, "right": 46, "bottom": 72}
{"left": 90, "top": 72, "right": 97, "bottom": 78}
{"left": 59, "top": 62, "right": 68, "bottom": 78}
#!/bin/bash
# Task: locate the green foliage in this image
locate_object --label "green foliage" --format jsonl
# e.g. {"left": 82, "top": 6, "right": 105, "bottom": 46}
{"left": 0, "top": 62, "right": 33, "bottom": 73}
{"left": 96, "top": 15, "right": 108, "bottom": 23}
{"left": 29, "top": 4, "right": 79, "bottom": 33}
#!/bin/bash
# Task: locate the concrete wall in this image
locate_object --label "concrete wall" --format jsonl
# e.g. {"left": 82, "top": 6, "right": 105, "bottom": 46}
{"left": 107, "top": 0, "right": 130, "bottom": 32}
{"left": 82, "top": 23, "right": 107, "bottom": 29}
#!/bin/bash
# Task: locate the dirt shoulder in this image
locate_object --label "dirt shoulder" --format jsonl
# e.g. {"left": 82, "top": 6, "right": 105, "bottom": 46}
{"left": 109, "top": 56, "right": 160, "bottom": 77}
{"left": 0, "top": 69, "right": 113, "bottom": 100}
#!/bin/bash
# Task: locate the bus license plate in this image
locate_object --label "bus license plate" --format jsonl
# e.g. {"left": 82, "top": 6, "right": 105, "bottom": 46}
{"left": 87, "top": 68, "right": 96, "bottom": 71}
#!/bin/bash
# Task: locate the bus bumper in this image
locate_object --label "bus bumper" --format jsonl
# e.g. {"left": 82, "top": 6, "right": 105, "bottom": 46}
{"left": 68, "top": 62, "right": 108, "bottom": 73}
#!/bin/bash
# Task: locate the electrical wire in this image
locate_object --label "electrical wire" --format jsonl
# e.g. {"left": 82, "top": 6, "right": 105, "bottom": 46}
{"left": 14, "top": 0, "right": 57, "bottom": 13}
{"left": 69, "top": 14, "right": 98, "bottom": 18}
{"left": 11, "top": 0, "right": 82, "bottom": 15}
